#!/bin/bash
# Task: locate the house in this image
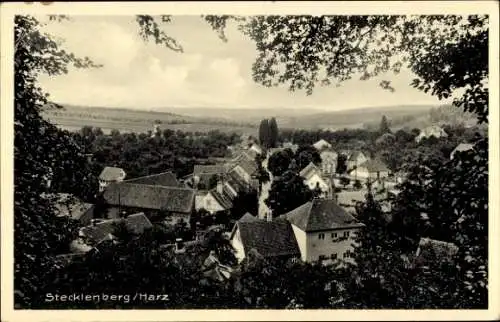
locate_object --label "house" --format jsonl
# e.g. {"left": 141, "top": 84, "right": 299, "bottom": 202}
{"left": 44, "top": 193, "right": 95, "bottom": 226}
{"left": 450, "top": 143, "right": 474, "bottom": 160}
{"left": 279, "top": 198, "right": 365, "bottom": 265}
{"left": 77, "top": 212, "right": 153, "bottom": 247}
{"left": 249, "top": 143, "right": 263, "bottom": 155}
{"left": 238, "top": 212, "right": 259, "bottom": 223}
{"left": 232, "top": 158, "right": 258, "bottom": 185}
{"left": 320, "top": 148, "right": 338, "bottom": 175}
{"left": 346, "top": 151, "right": 368, "bottom": 171}
{"left": 229, "top": 219, "right": 301, "bottom": 263}
{"left": 313, "top": 139, "right": 332, "bottom": 151}
{"left": 192, "top": 164, "right": 226, "bottom": 188}
{"left": 348, "top": 159, "right": 390, "bottom": 182}
{"left": 195, "top": 182, "right": 234, "bottom": 214}
{"left": 102, "top": 182, "right": 195, "bottom": 227}
{"left": 415, "top": 125, "right": 448, "bottom": 143}
{"left": 414, "top": 237, "right": 459, "bottom": 266}
{"left": 299, "top": 162, "right": 332, "bottom": 198}
{"left": 99, "top": 166, "right": 126, "bottom": 192}
{"left": 124, "top": 171, "right": 181, "bottom": 187}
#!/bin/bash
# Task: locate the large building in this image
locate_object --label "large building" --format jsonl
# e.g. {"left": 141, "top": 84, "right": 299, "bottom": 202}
{"left": 230, "top": 199, "right": 365, "bottom": 266}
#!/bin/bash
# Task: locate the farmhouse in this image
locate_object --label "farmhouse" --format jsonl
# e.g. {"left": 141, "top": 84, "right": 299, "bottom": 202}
{"left": 229, "top": 218, "right": 301, "bottom": 263}
{"left": 77, "top": 212, "right": 153, "bottom": 248}
{"left": 299, "top": 162, "right": 333, "bottom": 198}
{"left": 102, "top": 182, "right": 195, "bottom": 227}
{"left": 279, "top": 198, "right": 365, "bottom": 265}
{"left": 99, "top": 166, "right": 126, "bottom": 192}
{"left": 450, "top": 142, "right": 474, "bottom": 160}
{"left": 415, "top": 125, "right": 448, "bottom": 143}
{"left": 346, "top": 151, "right": 369, "bottom": 171}
{"left": 320, "top": 148, "right": 338, "bottom": 175}
{"left": 348, "top": 159, "right": 390, "bottom": 182}
{"left": 44, "top": 193, "right": 95, "bottom": 226}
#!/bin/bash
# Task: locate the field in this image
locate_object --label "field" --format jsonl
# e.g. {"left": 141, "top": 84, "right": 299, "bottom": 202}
{"left": 42, "top": 104, "right": 258, "bottom": 136}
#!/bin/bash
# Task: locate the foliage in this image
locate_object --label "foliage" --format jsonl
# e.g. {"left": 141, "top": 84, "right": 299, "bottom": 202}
{"left": 379, "top": 115, "right": 391, "bottom": 134}
{"left": 14, "top": 15, "right": 100, "bottom": 308}
{"left": 258, "top": 118, "right": 279, "bottom": 149}
{"left": 336, "top": 153, "right": 348, "bottom": 174}
{"left": 294, "top": 145, "right": 322, "bottom": 170}
{"left": 267, "top": 148, "right": 294, "bottom": 177}
{"left": 265, "top": 169, "right": 313, "bottom": 216}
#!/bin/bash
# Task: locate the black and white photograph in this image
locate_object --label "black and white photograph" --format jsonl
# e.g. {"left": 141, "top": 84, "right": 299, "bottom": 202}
{"left": 1, "top": 1, "right": 498, "bottom": 320}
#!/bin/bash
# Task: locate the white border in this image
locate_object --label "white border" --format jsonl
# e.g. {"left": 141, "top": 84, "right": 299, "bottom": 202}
{"left": 1, "top": 1, "right": 499, "bottom": 321}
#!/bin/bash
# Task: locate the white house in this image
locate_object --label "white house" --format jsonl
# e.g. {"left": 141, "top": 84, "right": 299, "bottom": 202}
{"left": 348, "top": 159, "right": 390, "bottom": 182}
{"left": 195, "top": 182, "right": 233, "bottom": 214}
{"left": 320, "top": 148, "right": 338, "bottom": 175}
{"left": 346, "top": 151, "right": 368, "bottom": 171}
{"left": 299, "top": 162, "right": 332, "bottom": 198}
{"left": 279, "top": 198, "right": 365, "bottom": 265}
{"left": 313, "top": 139, "right": 332, "bottom": 151}
{"left": 98, "top": 166, "right": 126, "bottom": 192}
{"left": 415, "top": 125, "right": 448, "bottom": 143}
{"left": 249, "top": 143, "right": 263, "bottom": 155}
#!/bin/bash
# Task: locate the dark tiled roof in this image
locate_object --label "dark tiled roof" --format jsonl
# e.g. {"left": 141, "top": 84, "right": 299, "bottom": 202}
{"left": 236, "top": 159, "right": 258, "bottom": 176}
{"left": 193, "top": 164, "right": 226, "bottom": 176}
{"left": 357, "top": 159, "right": 389, "bottom": 173}
{"left": 47, "top": 193, "right": 94, "bottom": 220}
{"left": 281, "top": 198, "right": 365, "bottom": 232}
{"left": 210, "top": 189, "right": 233, "bottom": 210}
{"left": 227, "top": 169, "right": 249, "bottom": 192}
{"left": 238, "top": 212, "right": 259, "bottom": 222}
{"left": 236, "top": 221, "right": 300, "bottom": 258}
{"left": 103, "top": 183, "right": 195, "bottom": 213}
{"left": 99, "top": 166, "right": 126, "bottom": 181}
{"left": 415, "top": 238, "right": 459, "bottom": 263}
{"left": 80, "top": 212, "right": 153, "bottom": 245}
{"left": 124, "top": 171, "right": 180, "bottom": 187}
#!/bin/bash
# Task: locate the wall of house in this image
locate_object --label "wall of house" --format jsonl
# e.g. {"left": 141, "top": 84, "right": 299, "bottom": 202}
{"left": 291, "top": 224, "right": 308, "bottom": 261}
{"left": 305, "top": 174, "right": 330, "bottom": 192}
{"left": 320, "top": 151, "right": 338, "bottom": 174}
{"left": 224, "top": 182, "right": 238, "bottom": 198}
{"left": 202, "top": 193, "right": 225, "bottom": 214}
{"left": 230, "top": 228, "right": 246, "bottom": 262}
{"left": 305, "top": 228, "right": 361, "bottom": 265}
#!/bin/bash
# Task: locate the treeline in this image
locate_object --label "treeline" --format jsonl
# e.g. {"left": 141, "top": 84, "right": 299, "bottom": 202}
{"left": 71, "top": 126, "right": 242, "bottom": 187}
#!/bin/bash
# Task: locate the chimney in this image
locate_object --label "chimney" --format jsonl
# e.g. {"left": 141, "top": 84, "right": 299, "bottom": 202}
{"left": 216, "top": 179, "right": 224, "bottom": 194}
{"left": 266, "top": 211, "right": 272, "bottom": 222}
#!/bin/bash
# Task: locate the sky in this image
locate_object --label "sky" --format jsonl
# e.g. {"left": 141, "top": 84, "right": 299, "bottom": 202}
{"left": 37, "top": 15, "right": 445, "bottom": 112}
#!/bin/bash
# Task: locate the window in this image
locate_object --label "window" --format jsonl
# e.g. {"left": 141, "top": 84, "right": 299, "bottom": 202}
{"left": 343, "top": 251, "right": 352, "bottom": 258}
{"left": 318, "top": 233, "right": 325, "bottom": 240}
{"left": 343, "top": 231, "right": 350, "bottom": 238}
{"left": 331, "top": 253, "right": 337, "bottom": 260}
{"left": 318, "top": 255, "right": 326, "bottom": 261}
{"left": 331, "top": 232, "right": 337, "bottom": 238}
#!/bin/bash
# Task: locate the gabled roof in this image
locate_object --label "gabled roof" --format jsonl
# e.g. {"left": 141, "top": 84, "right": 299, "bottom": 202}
{"left": 193, "top": 164, "right": 226, "bottom": 176}
{"left": 313, "top": 139, "right": 332, "bottom": 150}
{"left": 99, "top": 166, "right": 126, "bottom": 181}
{"left": 209, "top": 188, "right": 234, "bottom": 210}
{"left": 299, "top": 162, "right": 320, "bottom": 179}
{"left": 451, "top": 143, "right": 474, "bottom": 156}
{"left": 280, "top": 198, "right": 365, "bottom": 232}
{"left": 234, "top": 221, "right": 301, "bottom": 258}
{"left": 103, "top": 183, "right": 195, "bottom": 213}
{"left": 348, "top": 151, "right": 365, "bottom": 161}
{"left": 415, "top": 238, "right": 459, "bottom": 263}
{"left": 320, "top": 147, "right": 338, "bottom": 155}
{"left": 80, "top": 212, "right": 153, "bottom": 245}
{"left": 45, "top": 193, "right": 94, "bottom": 220}
{"left": 124, "top": 171, "right": 180, "bottom": 187}
{"left": 238, "top": 212, "right": 259, "bottom": 223}
{"left": 356, "top": 159, "right": 389, "bottom": 173}
{"left": 236, "top": 159, "right": 258, "bottom": 176}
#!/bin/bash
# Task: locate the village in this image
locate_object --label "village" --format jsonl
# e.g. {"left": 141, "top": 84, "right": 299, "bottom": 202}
{"left": 45, "top": 122, "right": 470, "bottom": 284}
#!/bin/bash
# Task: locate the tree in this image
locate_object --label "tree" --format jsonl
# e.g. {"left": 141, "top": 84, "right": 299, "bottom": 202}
{"left": 379, "top": 115, "right": 391, "bottom": 134}
{"left": 268, "top": 117, "right": 279, "bottom": 148}
{"left": 265, "top": 170, "right": 313, "bottom": 216}
{"left": 339, "top": 176, "right": 351, "bottom": 189}
{"left": 14, "top": 15, "right": 100, "bottom": 308}
{"left": 336, "top": 154, "right": 348, "bottom": 174}
{"left": 294, "top": 145, "right": 321, "bottom": 170}
{"left": 353, "top": 180, "right": 363, "bottom": 190}
{"left": 258, "top": 119, "right": 270, "bottom": 148}
{"left": 267, "top": 149, "right": 293, "bottom": 177}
